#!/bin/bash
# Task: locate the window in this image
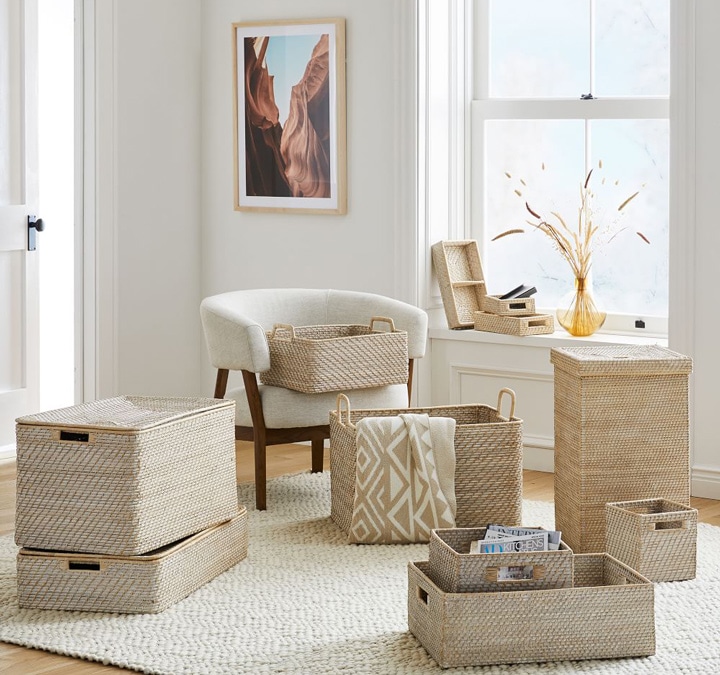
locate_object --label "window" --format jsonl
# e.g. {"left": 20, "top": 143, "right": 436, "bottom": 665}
{"left": 472, "top": 0, "right": 670, "bottom": 332}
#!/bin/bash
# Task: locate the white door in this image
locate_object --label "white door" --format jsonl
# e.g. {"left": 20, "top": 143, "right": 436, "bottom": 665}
{"left": 0, "top": 0, "right": 40, "bottom": 448}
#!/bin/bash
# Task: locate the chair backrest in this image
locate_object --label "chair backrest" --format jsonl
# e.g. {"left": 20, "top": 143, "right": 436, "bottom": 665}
{"left": 200, "top": 288, "right": 428, "bottom": 373}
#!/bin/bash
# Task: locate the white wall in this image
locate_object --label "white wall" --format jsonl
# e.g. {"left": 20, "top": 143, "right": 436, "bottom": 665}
{"left": 93, "top": 0, "right": 203, "bottom": 398}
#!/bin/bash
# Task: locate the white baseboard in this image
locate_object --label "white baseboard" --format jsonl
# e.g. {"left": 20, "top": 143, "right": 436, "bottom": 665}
{"left": 0, "top": 443, "right": 16, "bottom": 460}
{"left": 691, "top": 466, "right": 720, "bottom": 500}
{"left": 522, "top": 437, "right": 554, "bottom": 473}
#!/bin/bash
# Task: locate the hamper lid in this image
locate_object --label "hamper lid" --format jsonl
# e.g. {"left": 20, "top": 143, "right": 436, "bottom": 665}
{"left": 550, "top": 345, "right": 693, "bottom": 376}
{"left": 15, "top": 396, "right": 234, "bottom": 432}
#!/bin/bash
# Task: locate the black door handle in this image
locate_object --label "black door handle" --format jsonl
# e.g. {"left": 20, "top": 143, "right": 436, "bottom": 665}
{"left": 28, "top": 215, "right": 45, "bottom": 251}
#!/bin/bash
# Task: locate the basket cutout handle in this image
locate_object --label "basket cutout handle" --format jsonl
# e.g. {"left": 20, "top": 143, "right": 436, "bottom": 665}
{"left": 52, "top": 429, "right": 96, "bottom": 444}
{"left": 496, "top": 388, "right": 516, "bottom": 419}
{"left": 336, "top": 393, "right": 355, "bottom": 428}
{"left": 67, "top": 560, "right": 104, "bottom": 572}
{"left": 485, "top": 564, "right": 545, "bottom": 583}
{"left": 646, "top": 519, "right": 689, "bottom": 532}
{"left": 369, "top": 316, "right": 396, "bottom": 332}
{"left": 269, "top": 324, "right": 296, "bottom": 341}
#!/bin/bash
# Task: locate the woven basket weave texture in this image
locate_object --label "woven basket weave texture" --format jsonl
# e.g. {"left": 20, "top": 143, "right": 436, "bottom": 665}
{"left": 473, "top": 311, "right": 554, "bottom": 336}
{"left": 17, "top": 508, "right": 248, "bottom": 614}
{"left": 606, "top": 498, "right": 697, "bottom": 582}
{"left": 329, "top": 396, "right": 523, "bottom": 534}
{"left": 15, "top": 396, "right": 238, "bottom": 556}
{"left": 551, "top": 345, "right": 692, "bottom": 553}
{"left": 259, "top": 321, "right": 408, "bottom": 394}
{"left": 408, "top": 554, "right": 655, "bottom": 668}
{"left": 428, "top": 527, "right": 573, "bottom": 593}
{"left": 480, "top": 294, "right": 536, "bottom": 316}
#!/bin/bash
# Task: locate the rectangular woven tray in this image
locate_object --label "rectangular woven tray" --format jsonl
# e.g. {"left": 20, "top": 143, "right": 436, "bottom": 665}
{"left": 329, "top": 389, "right": 523, "bottom": 534}
{"left": 17, "top": 508, "right": 248, "bottom": 614}
{"left": 15, "top": 396, "right": 238, "bottom": 556}
{"left": 259, "top": 318, "right": 408, "bottom": 393}
{"left": 474, "top": 311, "right": 554, "bottom": 336}
{"left": 408, "top": 554, "right": 655, "bottom": 667}
{"left": 480, "top": 294, "right": 536, "bottom": 316}
{"left": 428, "top": 526, "right": 573, "bottom": 593}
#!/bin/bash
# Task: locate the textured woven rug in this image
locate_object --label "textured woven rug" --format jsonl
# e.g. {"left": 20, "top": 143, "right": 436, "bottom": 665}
{"left": 1, "top": 472, "right": 720, "bottom": 674}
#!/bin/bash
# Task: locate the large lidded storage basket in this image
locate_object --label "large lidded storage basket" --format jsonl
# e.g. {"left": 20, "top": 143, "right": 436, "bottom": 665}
{"left": 259, "top": 317, "right": 408, "bottom": 394}
{"left": 428, "top": 527, "right": 573, "bottom": 594}
{"left": 15, "top": 396, "right": 238, "bottom": 556}
{"left": 606, "top": 498, "right": 697, "bottom": 582}
{"left": 329, "top": 389, "right": 523, "bottom": 532}
{"left": 17, "top": 508, "right": 248, "bottom": 614}
{"left": 408, "top": 554, "right": 655, "bottom": 668}
{"left": 551, "top": 345, "right": 693, "bottom": 553}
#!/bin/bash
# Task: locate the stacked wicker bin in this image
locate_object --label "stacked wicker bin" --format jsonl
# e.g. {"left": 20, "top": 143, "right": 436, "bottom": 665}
{"left": 407, "top": 527, "right": 656, "bottom": 667}
{"left": 431, "top": 239, "right": 554, "bottom": 335}
{"left": 14, "top": 396, "right": 248, "bottom": 614}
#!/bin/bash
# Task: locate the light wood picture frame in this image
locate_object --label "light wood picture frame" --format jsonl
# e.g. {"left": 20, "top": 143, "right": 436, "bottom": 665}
{"left": 232, "top": 18, "right": 347, "bottom": 214}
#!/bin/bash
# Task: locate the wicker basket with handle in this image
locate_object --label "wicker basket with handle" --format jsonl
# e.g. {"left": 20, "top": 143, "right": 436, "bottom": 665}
{"left": 259, "top": 317, "right": 408, "bottom": 394}
{"left": 329, "top": 389, "right": 523, "bottom": 533}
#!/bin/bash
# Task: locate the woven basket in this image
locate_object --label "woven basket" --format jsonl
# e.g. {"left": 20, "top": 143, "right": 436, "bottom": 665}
{"left": 606, "top": 498, "right": 697, "bottom": 582}
{"left": 408, "top": 554, "right": 655, "bottom": 668}
{"left": 431, "top": 240, "right": 487, "bottom": 329}
{"left": 15, "top": 396, "right": 238, "bottom": 556}
{"left": 17, "top": 508, "right": 248, "bottom": 614}
{"left": 551, "top": 345, "right": 693, "bottom": 553}
{"left": 480, "top": 294, "right": 536, "bottom": 316}
{"left": 428, "top": 527, "right": 573, "bottom": 593}
{"left": 474, "top": 311, "right": 554, "bottom": 336}
{"left": 259, "top": 317, "right": 408, "bottom": 394}
{"left": 329, "top": 389, "right": 523, "bottom": 533}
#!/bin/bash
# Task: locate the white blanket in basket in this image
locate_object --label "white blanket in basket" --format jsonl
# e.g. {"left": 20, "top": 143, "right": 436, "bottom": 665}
{"left": 349, "top": 413, "right": 456, "bottom": 544}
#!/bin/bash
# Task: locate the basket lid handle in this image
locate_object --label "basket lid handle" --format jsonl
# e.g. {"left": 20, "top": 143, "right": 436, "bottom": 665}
{"left": 336, "top": 393, "right": 354, "bottom": 428}
{"left": 369, "top": 316, "right": 396, "bottom": 332}
{"left": 497, "top": 388, "right": 516, "bottom": 419}
{"left": 269, "top": 323, "right": 296, "bottom": 341}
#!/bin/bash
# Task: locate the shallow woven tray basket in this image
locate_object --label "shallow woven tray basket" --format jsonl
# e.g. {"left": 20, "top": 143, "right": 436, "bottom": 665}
{"left": 606, "top": 498, "right": 697, "bottom": 582}
{"left": 408, "top": 554, "right": 655, "bottom": 668}
{"left": 259, "top": 317, "right": 408, "bottom": 393}
{"left": 329, "top": 389, "right": 523, "bottom": 533}
{"left": 428, "top": 526, "right": 574, "bottom": 593}
{"left": 15, "top": 396, "right": 238, "bottom": 556}
{"left": 551, "top": 345, "right": 693, "bottom": 553}
{"left": 17, "top": 508, "right": 248, "bottom": 614}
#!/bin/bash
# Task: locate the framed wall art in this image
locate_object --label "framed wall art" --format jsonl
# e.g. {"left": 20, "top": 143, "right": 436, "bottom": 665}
{"left": 232, "top": 18, "right": 347, "bottom": 214}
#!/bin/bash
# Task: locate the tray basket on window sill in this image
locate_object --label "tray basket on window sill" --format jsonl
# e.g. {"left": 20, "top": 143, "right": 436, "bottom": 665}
{"left": 259, "top": 317, "right": 408, "bottom": 394}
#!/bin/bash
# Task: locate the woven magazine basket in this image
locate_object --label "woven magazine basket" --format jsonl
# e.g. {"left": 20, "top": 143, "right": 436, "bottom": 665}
{"left": 480, "top": 294, "right": 536, "bottom": 316}
{"left": 259, "top": 317, "right": 408, "bottom": 393}
{"left": 606, "top": 498, "right": 697, "bottom": 582}
{"left": 408, "top": 554, "right": 655, "bottom": 668}
{"left": 329, "top": 389, "right": 523, "bottom": 533}
{"left": 551, "top": 345, "right": 693, "bottom": 553}
{"left": 17, "top": 508, "right": 248, "bottom": 614}
{"left": 428, "top": 527, "right": 573, "bottom": 593}
{"left": 15, "top": 396, "right": 238, "bottom": 556}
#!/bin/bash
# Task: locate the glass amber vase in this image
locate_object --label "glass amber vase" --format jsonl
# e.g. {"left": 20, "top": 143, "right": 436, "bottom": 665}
{"left": 556, "top": 276, "right": 606, "bottom": 337}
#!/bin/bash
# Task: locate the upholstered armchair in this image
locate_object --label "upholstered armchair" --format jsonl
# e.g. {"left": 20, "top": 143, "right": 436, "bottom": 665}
{"left": 200, "top": 288, "right": 428, "bottom": 510}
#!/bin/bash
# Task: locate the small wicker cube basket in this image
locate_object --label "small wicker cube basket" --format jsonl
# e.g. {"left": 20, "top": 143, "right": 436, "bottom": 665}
{"left": 606, "top": 498, "right": 697, "bottom": 582}
{"left": 17, "top": 508, "right": 248, "bottom": 614}
{"left": 428, "top": 527, "right": 573, "bottom": 593}
{"left": 408, "top": 554, "right": 655, "bottom": 668}
{"left": 329, "top": 389, "right": 523, "bottom": 533}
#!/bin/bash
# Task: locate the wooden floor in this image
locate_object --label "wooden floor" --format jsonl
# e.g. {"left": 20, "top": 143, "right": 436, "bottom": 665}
{"left": 2, "top": 443, "right": 720, "bottom": 673}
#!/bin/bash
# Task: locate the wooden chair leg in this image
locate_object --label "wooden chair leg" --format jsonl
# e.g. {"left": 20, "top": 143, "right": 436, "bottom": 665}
{"left": 311, "top": 437, "right": 324, "bottom": 473}
{"left": 254, "top": 436, "right": 267, "bottom": 510}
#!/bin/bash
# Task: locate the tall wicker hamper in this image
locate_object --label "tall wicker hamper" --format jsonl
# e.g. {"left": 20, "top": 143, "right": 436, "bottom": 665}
{"left": 551, "top": 345, "right": 693, "bottom": 553}
{"left": 17, "top": 508, "right": 248, "bottom": 614}
{"left": 329, "top": 390, "right": 523, "bottom": 532}
{"left": 15, "top": 396, "right": 239, "bottom": 556}
{"left": 408, "top": 555, "right": 655, "bottom": 668}
{"left": 606, "top": 498, "right": 697, "bottom": 582}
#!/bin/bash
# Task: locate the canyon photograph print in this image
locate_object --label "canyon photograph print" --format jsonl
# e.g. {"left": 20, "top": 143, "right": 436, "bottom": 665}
{"left": 233, "top": 19, "right": 346, "bottom": 214}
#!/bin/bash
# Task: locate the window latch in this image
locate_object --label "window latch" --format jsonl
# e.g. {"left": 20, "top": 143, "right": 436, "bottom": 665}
{"left": 580, "top": 93, "right": 595, "bottom": 100}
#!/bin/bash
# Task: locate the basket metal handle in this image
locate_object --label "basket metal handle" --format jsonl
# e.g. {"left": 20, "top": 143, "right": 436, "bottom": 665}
{"left": 336, "top": 393, "right": 355, "bottom": 428}
{"left": 269, "top": 323, "right": 296, "bottom": 341}
{"left": 369, "top": 316, "right": 396, "bottom": 332}
{"left": 497, "top": 388, "right": 516, "bottom": 419}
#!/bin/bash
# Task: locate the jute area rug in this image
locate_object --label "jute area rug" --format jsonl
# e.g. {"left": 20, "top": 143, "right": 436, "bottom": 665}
{"left": 1, "top": 472, "right": 720, "bottom": 674}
